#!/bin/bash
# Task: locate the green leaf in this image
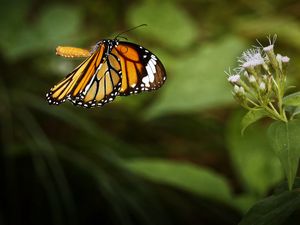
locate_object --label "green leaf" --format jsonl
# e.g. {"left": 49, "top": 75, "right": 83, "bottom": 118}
{"left": 127, "top": 1, "right": 197, "bottom": 50}
{"left": 124, "top": 158, "right": 232, "bottom": 204}
{"left": 268, "top": 120, "right": 300, "bottom": 190}
{"left": 227, "top": 111, "right": 283, "bottom": 197}
{"left": 291, "top": 107, "right": 300, "bottom": 118}
{"left": 145, "top": 36, "right": 247, "bottom": 118}
{"left": 241, "top": 109, "right": 268, "bottom": 134}
{"left": 283, "top": 92, "right": 300, "bottom": 106}
{"left": 233, "top": 194, "right": 258, "bottom": 214}
{"left": 239, "top": 178, "right": 300, "bottom": 225}
{"left": 285, "top": 106, "right": 300, "bottom": 120}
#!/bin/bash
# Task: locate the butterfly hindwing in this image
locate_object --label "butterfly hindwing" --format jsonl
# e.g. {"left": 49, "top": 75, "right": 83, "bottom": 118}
{"left": 70, "top": 52, "right": 122, "bottom": 107}
{"left": 113, "top": 42, "right": 167, "bottom": 96}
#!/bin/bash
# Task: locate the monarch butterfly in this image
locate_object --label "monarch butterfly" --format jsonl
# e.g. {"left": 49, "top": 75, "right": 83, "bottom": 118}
{"left": 46, "top": 38, "right": 167, "bottom": 108}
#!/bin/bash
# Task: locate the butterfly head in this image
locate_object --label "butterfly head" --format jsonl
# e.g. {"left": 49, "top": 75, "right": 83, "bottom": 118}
{"left": 91, "top": 39, "right": 119, "bottom": 54}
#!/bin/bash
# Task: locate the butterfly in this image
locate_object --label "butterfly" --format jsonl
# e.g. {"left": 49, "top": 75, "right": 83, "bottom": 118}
{"left": 46, "top": 39, "right": 167, "bottom": 108}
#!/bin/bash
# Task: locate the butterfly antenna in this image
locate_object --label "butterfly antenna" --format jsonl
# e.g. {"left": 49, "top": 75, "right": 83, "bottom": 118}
{"left": 115, "top": 24, "right": 147, "bottom": 39}
{"left": 117, "top": 35, "right": 128, "bottom": 41}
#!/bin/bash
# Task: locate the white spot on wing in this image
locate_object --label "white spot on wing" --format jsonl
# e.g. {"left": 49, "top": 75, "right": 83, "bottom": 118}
{"left": 150, "top": 58, "right": 157, "bottom": 65}
{"left": 146, "top": 59, "right": 156, "bottom": 83}
{"left": 142, "top": 76, "right": 150, "bottom": 87}
{"left": 148, "top": 61, "right": 156, "bottom": 75}
{"left": 151, "top": 55, "right": 157, "bottom": 60}
{"left": 146, "top": 65, "right": 154, "bottom": 83}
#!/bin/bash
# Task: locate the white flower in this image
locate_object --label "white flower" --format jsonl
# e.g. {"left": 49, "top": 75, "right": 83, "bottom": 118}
{"left": 239, "top": 48, "right": 265, "bottom": 68}
{"left": 228, "top": 74, "right": 240, "bottom": 83}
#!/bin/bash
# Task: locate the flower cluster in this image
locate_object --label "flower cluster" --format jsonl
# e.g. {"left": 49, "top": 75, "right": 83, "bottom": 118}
{"left": 226, "top": 36, "right": 290, "bottom": 122}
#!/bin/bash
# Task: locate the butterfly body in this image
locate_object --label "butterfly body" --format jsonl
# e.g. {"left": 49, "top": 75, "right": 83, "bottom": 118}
{"left": 46, "top": 39, "right": 166, "bottom": 108}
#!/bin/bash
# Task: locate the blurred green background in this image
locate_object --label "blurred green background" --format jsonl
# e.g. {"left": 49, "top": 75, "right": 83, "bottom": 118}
{"left": 1, "top": 0, "right": 300, "bottom": 224}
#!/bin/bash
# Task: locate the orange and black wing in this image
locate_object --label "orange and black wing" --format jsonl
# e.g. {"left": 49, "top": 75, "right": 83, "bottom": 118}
{"left": 112, "top": 41, "right": 166, "bottom": 96}
{"left": 46, "top": 43, "right": 122, "bottom": 108}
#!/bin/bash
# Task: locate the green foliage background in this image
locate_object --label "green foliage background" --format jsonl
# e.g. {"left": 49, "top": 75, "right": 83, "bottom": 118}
{"left": 1, "top": 0, "right": 300, "bottom": 224}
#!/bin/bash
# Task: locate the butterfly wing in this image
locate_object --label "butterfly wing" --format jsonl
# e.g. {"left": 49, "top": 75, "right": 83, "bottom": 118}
{"left": 46, "top": 42, "right": 122, "bottom": 108}
{"left": 112, "top": 41, "right": 167, "bottom": 96}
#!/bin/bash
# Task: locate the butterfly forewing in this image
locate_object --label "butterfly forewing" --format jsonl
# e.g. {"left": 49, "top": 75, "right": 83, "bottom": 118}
{"left": 69, "top": 50, "right": 122, "bottom": 107}
{"left": 46, "top": 44, "right": 106, "bottom": 105}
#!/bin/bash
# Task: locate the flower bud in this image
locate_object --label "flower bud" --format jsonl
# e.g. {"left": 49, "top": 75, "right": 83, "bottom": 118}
{"left": 262, "top": 62, "right": 271, "bottom": 75}
{"left": 281, "top": 56, "right": 290, "bottom": 75}
{"left": 243, "top": 71, "right": 249, "bottom": 79}
{"left": 276, "top": 54, "right": 283, "bottom": 71}
{"left": 244, "top": 66, "right": 258, "bottom": 77}
{"left": 228, "top": 74, "right": 240, "bottom": 84}
{"left": 233, "top": 85, "right": 245, "bottom": 97}
{"left": 259, "top": 82, "right": 266, "bottom": 90}
{"left": 234, "top": 85, "right": 240, "bottom": 93}
{"left": 281, "top": 56, "right": 290, "bottom": 63}
{"left": 263, "top": 45, "right": 278, "bottom": 70}
{"left": 249, "top": 75, "right": 256, "bottom": 83}
{"left": 239, "top": 86, "right": 245, "bottom": 94}
{"left": 263, "top": 45, "right": 273, "bottom": 52}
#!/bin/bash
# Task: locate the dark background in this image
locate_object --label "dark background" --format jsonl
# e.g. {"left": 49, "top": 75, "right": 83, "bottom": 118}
{"left": 1, "top": 0, "right": 300, "bottom": 224}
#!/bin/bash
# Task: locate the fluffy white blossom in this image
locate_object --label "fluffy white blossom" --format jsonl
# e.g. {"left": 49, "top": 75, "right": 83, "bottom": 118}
{"left": 226, "top": 36, "right": 290, "bottom": 113}
{"left": 239, "top": 48, "right": 265, "bottom": 68}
